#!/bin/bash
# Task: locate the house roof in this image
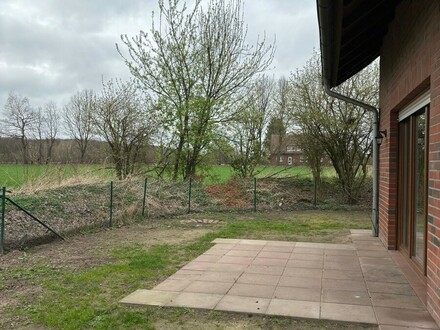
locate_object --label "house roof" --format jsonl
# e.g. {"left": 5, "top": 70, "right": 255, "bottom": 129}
{"left": 316, "top": 0, "right": 403, "bottom": 87}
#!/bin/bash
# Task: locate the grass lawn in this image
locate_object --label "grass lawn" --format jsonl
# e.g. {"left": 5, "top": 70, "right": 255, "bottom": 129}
{"left": 0, "top": 210, "right": 376, "bottom": 330}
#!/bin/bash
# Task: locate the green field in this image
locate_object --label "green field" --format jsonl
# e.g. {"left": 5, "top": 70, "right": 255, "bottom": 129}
{"left": 0, "top": 164, "right": 338, "bottom": 189}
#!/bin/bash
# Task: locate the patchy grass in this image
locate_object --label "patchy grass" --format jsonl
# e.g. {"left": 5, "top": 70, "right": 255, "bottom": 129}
{"left": 0, "top": 210, "right": 375, "bottom": 330}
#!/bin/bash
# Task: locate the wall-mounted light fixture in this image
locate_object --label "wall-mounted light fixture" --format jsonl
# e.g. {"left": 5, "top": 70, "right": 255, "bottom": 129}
{"left": 375, "top": 130, "right": 387, "bottom": 146}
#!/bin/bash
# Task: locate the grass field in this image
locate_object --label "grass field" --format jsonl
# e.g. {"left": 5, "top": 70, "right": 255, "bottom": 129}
{"left": 0, "top": 210, "right": 374, "bottom": 330}
{"left": 0, "top": 163, "right": 338, "bottom": 189}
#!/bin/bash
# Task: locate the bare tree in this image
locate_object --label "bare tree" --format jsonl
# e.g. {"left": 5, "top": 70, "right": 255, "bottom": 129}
{"left": 290, "top": 51, "right": 378, "bottom": 204}
{"left": 118, "top": 0, "right": 274, "bottom": 180}
{"left": 94, "top": 79, "right": 155, "bottom": 179}
{"left": 64, "top": 90, "right": 95, "bottom": 163}
{"left": 43, "top": 102, "right": 59, "bottom": 164}
{"left": 2, "top": 92, "right": 36, "bottom": 164}
{"left": 228, "top": 75, "right": 273, "bottom": 177}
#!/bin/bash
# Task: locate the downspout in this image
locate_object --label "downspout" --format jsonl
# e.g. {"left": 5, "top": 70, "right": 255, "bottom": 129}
{"left": 323, "top": 83, "right": 379, "bottom": 237}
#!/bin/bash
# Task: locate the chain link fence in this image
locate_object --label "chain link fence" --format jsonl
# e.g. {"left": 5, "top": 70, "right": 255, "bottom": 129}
{"left": 0, "top": 175, "right": 371, "bottom": 251}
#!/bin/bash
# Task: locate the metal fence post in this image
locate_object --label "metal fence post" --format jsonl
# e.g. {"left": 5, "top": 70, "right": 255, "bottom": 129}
{"left": 109, "top": 181, "right": 113, "bottom": 227}
{"left": 188, "top": 177, "right": 192, "bottom": 214}
{"left": 142, "top": 178, "right": 147, "bottom": 217}
{"left": 253, "top": 177, "right": 257, "bottom": 212}
{"left": 1, "top": 187, "right": 6, "bottom": 255}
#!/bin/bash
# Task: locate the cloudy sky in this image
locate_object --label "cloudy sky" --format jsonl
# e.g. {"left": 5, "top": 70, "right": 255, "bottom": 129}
{"left": 0, "top": 0, "right": 319, "bottom": 110}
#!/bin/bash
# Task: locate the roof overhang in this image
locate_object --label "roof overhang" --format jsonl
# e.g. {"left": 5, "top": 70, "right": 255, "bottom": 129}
{"left": 316, "top": 0, "right": 403, "bottom": 88}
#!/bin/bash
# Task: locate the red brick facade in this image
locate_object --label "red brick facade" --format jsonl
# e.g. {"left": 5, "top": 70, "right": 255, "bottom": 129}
{"left": 379, "top": 0, "right": 440, "bottom": 324}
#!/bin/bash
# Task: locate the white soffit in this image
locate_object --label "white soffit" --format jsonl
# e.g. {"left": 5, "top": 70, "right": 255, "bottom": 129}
{"left": 398, "top": 90, "right": 431, "bottom": 121}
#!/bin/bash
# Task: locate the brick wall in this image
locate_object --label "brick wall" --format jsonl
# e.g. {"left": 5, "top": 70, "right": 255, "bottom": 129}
{"left": 379, "top": 0, "right": 440, "bottom": 325}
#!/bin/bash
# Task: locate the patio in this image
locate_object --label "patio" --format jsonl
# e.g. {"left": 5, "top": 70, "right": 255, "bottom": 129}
{"left": 121, "top": 230, "right": 439, "bottom": 329}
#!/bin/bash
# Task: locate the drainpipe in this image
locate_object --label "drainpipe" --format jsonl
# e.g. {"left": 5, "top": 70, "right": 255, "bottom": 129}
{"left": 323, "top": 83, "right": 379, "bottom": 237}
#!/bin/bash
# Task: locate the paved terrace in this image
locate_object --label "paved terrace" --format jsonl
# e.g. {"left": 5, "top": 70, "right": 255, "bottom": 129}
{"left": 121, "top": 230, "right": 439, "bottom": 330}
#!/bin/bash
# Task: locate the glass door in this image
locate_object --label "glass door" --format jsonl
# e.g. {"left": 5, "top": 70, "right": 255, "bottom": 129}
{"left": 398, "top": 106, "right": 428, "bottom": 273}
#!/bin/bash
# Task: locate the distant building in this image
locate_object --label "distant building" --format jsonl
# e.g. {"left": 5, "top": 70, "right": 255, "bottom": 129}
{"left": 269, "top": 134, "right": 304, "bottom": 166}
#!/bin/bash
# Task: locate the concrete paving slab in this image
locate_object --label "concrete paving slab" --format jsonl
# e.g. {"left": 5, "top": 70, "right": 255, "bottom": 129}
{"left": 265, "top": 240, "right": 296, "bottom": 247}
{"left": 292, "top": 247, "right": 325, "bottom": 255}
{"left": 366, "top": 281, "right": 416, "bottom": 296}
{"left": 232, "top": 244, "right": 264, "bottom": 251}
{"left": 322, "top": 278, "right": 367, "bottom": 292}
{"left": 183, "top": 280, "right": 233, "bottom": 294}
{"left": 237, "top": 273, "right": 281, "bottom": 286}
{"left": 120, "top": 289, "right": 179, "bottom": 306}
{"left": 375, "top": 306, "right": 439, "bottom": 329}
{"left": 198, "top": 271, "right": 241, "bottom": 283}
{"left": 290, "top": 253, "right": 324, "bottom": 261}
{"left": 322, "top": 289, "right": 372, "bottom": 306}
{"left": 245, "top": 265, "right": 285, "bottom": 275}
{"left": 215, "top": 295, "right": 270, "bottom": 314}
{"left": 286, "top": 259, "right": 323, "bottom": 269}
{"left": 320, "top": 302, "right": 377, "bottom": 324}
{"left": 283, "top": 267, "right": 323, "bottom": 278}
{"left": 324, "top": 249, "right": 357, "bottom": 256}
{"left": 273, "top": 286, "right": 321, "bottom": 301}
{"left": 252, "top": 257, "right": 288, "bottom": 266}
{"left": 228, "top": 283, "right": 276, "bottom": 298}
{"left": 267, "top": 299, "right": 320, "bottom": 319}
{"left": 278, "top": 275, "right": 321, "bottom": 289}
{"left": 261, "top": 245, "right": 295, "bottom": 253}
{"left": 371, "top": 292, "right": 425, "bottom": 310}
{"left": 257, "top": 251, "right": 291, "bottom": 259}
{"left": 218, "top": 256, "right": 254, "bottom": 265}
{"left": 323, "top": 269, "right": 363, "bottom": 280}
{"left": 167, "top": 292, "right": 223, "bottom": 309}
{"left": 153, "top": 279, "right": 192, "bottom": 292}
{"left": 239, "top": 239, "right": 267, "bottom": 245}
{"left": 225, "top": 249, "right": 260, "bottom": 257}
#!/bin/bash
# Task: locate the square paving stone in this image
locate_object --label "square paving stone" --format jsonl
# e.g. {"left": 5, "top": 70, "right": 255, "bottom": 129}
{"left": 359, "top": 257, "right": 394, "bottom": 266}
{"left": 323, "top": 269, "right": 363, "bottom": 280}
{"left": 153, "top": 279, "right": 192, "bottom": 292}
{"left": 322, "top": 289, "right": 372, "bottom": 306}
{"left": 366, "top": 281, "right": 416, "bottom": 296}
{"left": 182, "top": 261, "right": 216, "bottom": 271}
{"left": 228, "top": 283, "right": 276, "bottom": 298}
{"left": 286, "top": 259, "right": 323, "bottom": 269}
{"left": 252, "top": 257, "right": 288, "bottom": 266}
{"left": 193, "top": 255, "right": 222, "bottom": 263}
{"left": 237, "top": 273, "right": 280, "bottom": 286}
{"left": 265, "top": 240, "right": 296, "bottom": 247}
{"left": 169, "top": 269, "right": 203, "bottom": 280}
{"left": 218, "top": 256, "right": 254, "bottom": 265}
{"left": 293, "top": 248, "right": 324, "bottom": 255}
{"left": 215, "top": 295, "right": 270, "bottom": 314}
{"left": 375, "top": 306, "right": 439, "bottom": 329}
{"left": 120, "top": 289, "right": 178, "bottom": 306}
{"left": 245, "top": 265, "right": 285, "bottom": 275}
{"left": 325, "top": 255, "right": 360, "bottom": 263}
{"left": 167, "top": 292, "right": 223, "bottom": 309}
{"left": 257, "top": 251, "right": 291, "bottom": 259}
{"left": 183, "top": 281, "right": 234, "bottom": 295}
{"left": 320, "top": 302, "right": 377, "bottom": 324}
{"left": 324, "top": 249, "right": 357, "bottom": 256}
{"left": 273, "top": 286, "right": 321, "bottom": 302}
{"left": 324, "top": 261, "right": 362, "bottom": 271}
{"left": 198, "top": 271, "right": 242, "bottom": 283}
{"left": 283, "top": 267, "right": 323, "bottom": 279}
{"left": 208, "top": 263, "right": 248, "bottom": 272}
{"left": 290, "top": 253, "right": 324, "bottom": 261}
{"left": 322, "top": 279, "right": 366, "bottom": 291}
{"left": 370, "top": 292, "right": 425, "bottom": 310}
{"left": 232, "top": 244, "right": 264, "bottom": 251}
{"left": 267, "top": 299, "right": 320, "bottom": 319}
{"left": 239, "top": 239, "right": 267, "bottom": 245}
{"left": 225, "top": 249, "right": 260, "bottom": 257}
{"left": 357, "top": 250, "right": 390, "bottom": 258}
{"left": 278, "top": 276, "right": 321, "bottom": 289}
{"left": 262, "top": 245, "right": 294, "bottom": 253}
{"left": 204, "top": 247, "right": 230, "bottom": 256}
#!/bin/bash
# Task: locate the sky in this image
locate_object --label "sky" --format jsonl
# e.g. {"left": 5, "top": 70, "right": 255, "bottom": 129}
{"left": 0, "top": 0, "right": 319, "bottom": 110}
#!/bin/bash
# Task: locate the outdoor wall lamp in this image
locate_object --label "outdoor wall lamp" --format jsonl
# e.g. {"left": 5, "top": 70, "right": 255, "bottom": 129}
{"left": 375, "top": 130, "right": 387, "bottom": 146}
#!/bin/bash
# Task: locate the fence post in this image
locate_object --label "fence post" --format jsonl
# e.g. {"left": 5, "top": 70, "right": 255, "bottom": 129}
{"left": 142, "top": 178, "right": 147, "bottom": 217}
{"left": 188, "top": 177, "right": 192, "bottom": 214}
{"left": 1, "top": 187, "right": 6, "bottom": 255}
{"left": 253, "top": 177, "right": 257, "bottom": 212}
{"left": 109, "top": 181, "right": 113, "bottom": 227}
